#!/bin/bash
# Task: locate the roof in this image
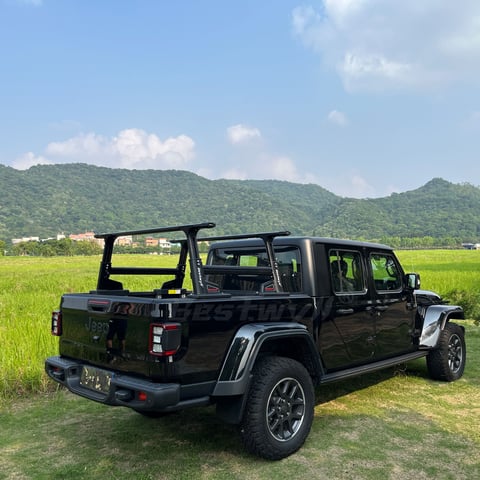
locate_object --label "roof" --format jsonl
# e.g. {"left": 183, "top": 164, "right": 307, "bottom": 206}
{"left": 209, "top": 236, "right": 393, "bottom": 251}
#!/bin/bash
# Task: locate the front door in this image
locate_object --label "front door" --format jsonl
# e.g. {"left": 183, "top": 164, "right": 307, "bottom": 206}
{"left": 367, "top": 251, "right": 416, "bottom": 359}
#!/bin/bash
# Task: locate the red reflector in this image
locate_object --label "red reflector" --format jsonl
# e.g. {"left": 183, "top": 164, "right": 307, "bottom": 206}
{"left": 138, "top": 391, "right": 147, "bottom": 402}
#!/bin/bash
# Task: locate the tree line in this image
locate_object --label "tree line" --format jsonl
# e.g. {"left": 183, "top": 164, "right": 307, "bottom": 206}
{"left": 1, "top": 235, "right": 469, "bottom": 257}
{"left": 1, "top": 164, "right": 479, "bottom": 245}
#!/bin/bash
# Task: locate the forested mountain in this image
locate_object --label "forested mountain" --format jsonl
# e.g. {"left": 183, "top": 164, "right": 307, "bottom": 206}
{"left": 1, "top": 163, "right": 479, "bottom": 244}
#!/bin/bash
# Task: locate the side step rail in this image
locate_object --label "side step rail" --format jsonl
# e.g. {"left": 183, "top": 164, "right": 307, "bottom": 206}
{"left": 320, "top": 351, "right": 428, "bottom": 384}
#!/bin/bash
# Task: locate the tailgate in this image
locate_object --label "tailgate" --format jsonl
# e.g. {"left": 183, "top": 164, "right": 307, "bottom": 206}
{"left": 59, "top": 294, "right": 158, "bottom": 376}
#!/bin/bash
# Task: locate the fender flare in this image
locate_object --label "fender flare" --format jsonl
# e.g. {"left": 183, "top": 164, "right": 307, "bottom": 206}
{"left": 419, "top": 304, "right": 464, "bottom": 348}
{"left": 212, "top": 322, "right": 321, "bottom": 398}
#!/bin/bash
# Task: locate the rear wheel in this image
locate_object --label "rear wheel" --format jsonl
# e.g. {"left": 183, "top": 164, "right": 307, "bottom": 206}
{"left": 426, "top": 323, "right": 466, "bottom": 381}
{"left": 239, "top": 356, "right": 315, "bottom": 460}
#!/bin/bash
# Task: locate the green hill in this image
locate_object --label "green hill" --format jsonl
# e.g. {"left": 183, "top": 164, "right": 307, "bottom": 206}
{"left": 1, "top": 163, "right": 479, "bottom": 244}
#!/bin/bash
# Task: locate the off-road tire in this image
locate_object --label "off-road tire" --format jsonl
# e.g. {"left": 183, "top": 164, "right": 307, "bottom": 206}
{"left": 426, "top": 322, "right": 466, "bottom": 381}
{"left": 239, "top": 356, "right": 315, "bottom": 460}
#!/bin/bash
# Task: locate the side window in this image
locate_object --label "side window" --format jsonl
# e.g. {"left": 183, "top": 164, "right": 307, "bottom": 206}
{"left": 276, "top": 247, "right": 302, "bottom": 292}
{"left": 370, "top": 253, "right": 402, "bottom": 291}
{"left": 329, "top": 250, "right": 364, "bottom": 293}
{"left": 239, "top": 255, "right": 258, "bottom": 266}
{"left": 206, "top": 245, "right": 302, "bottom": 293}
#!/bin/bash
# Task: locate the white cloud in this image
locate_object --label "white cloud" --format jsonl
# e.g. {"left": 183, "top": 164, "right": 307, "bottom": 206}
{"left": 219, "top": 152, "right": 314, "bottom": 185}
{"left": 324, "top": 173, "right": 375, "bottom": 198}
{"left": 46, "top": 132, "right": 108, "bottom": 158}
{"left": 292, "top": 5, "right": 320, "bottom": 39}
{"left": 44, "top": 128, "right": 195, "bottom": 169}
{"left": 222, "top": 124, "right": 317, "bottom": 184}
{"left": 327, "top": 109, "right": 349, "bottom": 127}
{"left": 342, "top": 51, "right": 411, "bottom": 81}
{"left": 12, "top": 152, "right": 52, "bottom": 170}
{"left": 322, "top": 0, "right": 366, "bottom": 25}
{"left": 267, "top": 155, "right": 300, "bottom": 182}
{"left": 292, "top": 0, "right": 480, "bottom": 92}
{"left": 348, "top": 174, "right": 375, "bottom": 198}
{"left": 227, "top": 124, "right": 262, "bottom": 145}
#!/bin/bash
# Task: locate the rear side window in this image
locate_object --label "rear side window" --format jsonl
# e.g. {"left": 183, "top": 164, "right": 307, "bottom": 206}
{"left": 329, "top": 250, "right": 365, "bottom": 294}
{"left": 370, "top": 252, "right": 402, "bottom": 291}
{"left": 207, "top": 245, "right": 302, "bottom": 292}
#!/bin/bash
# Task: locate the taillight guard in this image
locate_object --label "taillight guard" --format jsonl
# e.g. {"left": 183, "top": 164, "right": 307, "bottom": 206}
{"left": 149, "top": 323, "right": 182, "bottom": 357}
{"left": 51, "top": 310, "right": 62, "bottom": 336}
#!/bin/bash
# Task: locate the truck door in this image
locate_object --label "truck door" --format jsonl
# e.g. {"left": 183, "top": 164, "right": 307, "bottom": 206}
{"left": 319, "top": 248, "right": 376, "bottom": 370}
{"left": 368, "top": 251, "right": 416, "bottom": 359}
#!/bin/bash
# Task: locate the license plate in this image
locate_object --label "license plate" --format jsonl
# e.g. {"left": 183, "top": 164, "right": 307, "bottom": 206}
{"left": 80, "top": 366, "right": 112, "bottom": 394}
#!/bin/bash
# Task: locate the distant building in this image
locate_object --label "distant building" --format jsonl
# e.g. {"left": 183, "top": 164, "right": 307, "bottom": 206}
{"left": 116, "top": 235, "right": 133, "bottom": 246}
{"left": 462, "top": 243, "right": 480, "bottom": 250}
{"left": 69, "top": 232, "right": 103, "bottom": 246}
{"left": 11, "top": 232, "right": 173, "bottom": 249}
{"left": 12, "top": 236, "right": 40, "bottom": 245}
{"left": 69, "top": 231, "right": 96, "bottom": 242}
{"left": 158, "top": 238, "right": 171, "bottom": 249}
{"left": 145, "top": 237, "right": 159, "bottom": 247}
{"left": 145, "top": 237, "right": 171, "bottom": 248}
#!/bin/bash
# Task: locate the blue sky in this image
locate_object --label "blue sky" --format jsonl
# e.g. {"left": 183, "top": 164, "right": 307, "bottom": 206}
{"left": 1, "top": 0, "right": 479, "bottom": 198}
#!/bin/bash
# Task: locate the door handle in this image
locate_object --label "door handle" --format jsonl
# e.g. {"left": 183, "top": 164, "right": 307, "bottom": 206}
{"left": 336, "top": 308, "right": 354, "bottom": 315}
{"left": 366, "top": 305, "right": 388, "bottom": 316}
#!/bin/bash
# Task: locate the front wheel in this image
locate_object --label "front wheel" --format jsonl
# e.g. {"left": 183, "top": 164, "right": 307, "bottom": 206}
{"left": 239, "top": 356, "right": 315, "bottom": 460}
{"left": 426, "top": 322, "right": 466, "bottom": 381}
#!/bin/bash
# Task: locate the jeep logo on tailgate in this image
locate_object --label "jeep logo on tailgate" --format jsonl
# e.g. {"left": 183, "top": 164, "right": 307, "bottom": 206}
{"left": 85, "top": 318, "right": 109, "bottom": 334}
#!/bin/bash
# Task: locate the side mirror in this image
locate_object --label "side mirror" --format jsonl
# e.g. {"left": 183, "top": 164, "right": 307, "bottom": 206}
{"left": 406, "top": 273, "right": 421, "bottom": 290}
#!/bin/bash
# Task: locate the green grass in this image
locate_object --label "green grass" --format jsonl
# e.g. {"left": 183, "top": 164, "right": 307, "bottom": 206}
{"left": 0, "top": 256, "right": 99, "bottom": 395}
{"left": 396, "top": 249, "right": 480, "bottom": 295}
{"left": 0, "top": 254, "right": 182, "bottom": 396}
{"left": 396, "top": 249, "right": 480, "bottom": 319}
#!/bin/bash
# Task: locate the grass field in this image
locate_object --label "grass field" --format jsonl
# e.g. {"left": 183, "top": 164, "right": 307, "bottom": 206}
{"left": 396, "top": 249, "right": 480, "bottom": 298}
{"left": 1, "top": 251, "right": 479, "bottom": 478}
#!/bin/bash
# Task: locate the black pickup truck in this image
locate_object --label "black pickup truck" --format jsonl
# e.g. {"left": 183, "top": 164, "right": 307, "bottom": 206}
{"left": 46, "top": 222, "right": 466, "bottom": 459}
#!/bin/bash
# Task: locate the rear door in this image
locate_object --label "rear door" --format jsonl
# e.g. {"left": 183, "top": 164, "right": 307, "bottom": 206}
{"left": 319, "top": 247, "right": 376, "bottom": 370}
{"left": 367, "top": 250, "right": 416, "bottom": 359}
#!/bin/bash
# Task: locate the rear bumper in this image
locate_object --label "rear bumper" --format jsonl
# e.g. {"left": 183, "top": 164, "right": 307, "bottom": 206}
{"left": 45, "top": 356, "right": 181, "bottom": 411}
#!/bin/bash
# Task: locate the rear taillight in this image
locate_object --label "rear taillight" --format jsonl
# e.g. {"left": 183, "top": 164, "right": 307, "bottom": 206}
{"left": 149, "top": 323, "right": 182, "bottom": 357}
{"left": 51, "top": 310, "right": 62, "bottom": 336}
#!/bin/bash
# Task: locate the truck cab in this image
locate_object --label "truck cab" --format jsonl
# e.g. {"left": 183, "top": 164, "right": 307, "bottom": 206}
{"left": 206, "top": 236, "right": 420, "bottom": 371}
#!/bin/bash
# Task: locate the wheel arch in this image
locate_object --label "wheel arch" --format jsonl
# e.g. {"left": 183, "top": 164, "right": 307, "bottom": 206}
{"left": 419, "top": 304, "right": 465, "bottom": 348}
{"left": 213, "top": 323, "right": 322, "bottom": 424}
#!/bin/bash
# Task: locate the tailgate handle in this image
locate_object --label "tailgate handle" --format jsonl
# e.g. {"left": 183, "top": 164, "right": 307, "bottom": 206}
{"left": 88, "top": 299, "right": 110, "bottom": 312}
